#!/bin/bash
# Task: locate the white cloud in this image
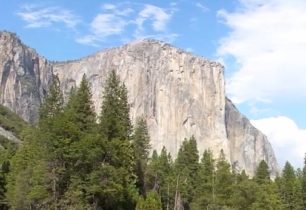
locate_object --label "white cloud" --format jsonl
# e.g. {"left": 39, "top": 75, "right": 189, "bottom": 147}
{"left": 17, "top": 4, "right": 80, "bottom": 29}
{"left": 136, "top": 4, "right": 171, "bottom": 32}
{"left": 195, "top": 2, "right": 208, "bottom": 12}
{"left": 218, "top": 0, "right": 306, "bottom": 103}
{"left": 251, "top": 116, "right": 306, "bottom": 169}
{"left": 77, "top": 3, "right": 178, "bottom": 46}
{"left": 102, "top": 3, "right": 116, "bottom": 10}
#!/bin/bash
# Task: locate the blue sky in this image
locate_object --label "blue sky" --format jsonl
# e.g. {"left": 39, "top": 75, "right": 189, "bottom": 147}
{"left": 1, "top": 0, "right": 306, "bottom": 168}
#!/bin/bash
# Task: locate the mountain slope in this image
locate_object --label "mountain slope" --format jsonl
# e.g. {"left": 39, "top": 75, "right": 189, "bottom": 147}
{"left": 0, "top": 31, "right": 279, "bottom": 176}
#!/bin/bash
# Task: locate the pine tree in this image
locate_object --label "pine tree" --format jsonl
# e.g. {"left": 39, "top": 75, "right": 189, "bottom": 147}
{"left": 136, "top": 191, "right": 162, "bottom": 210}
{"left": 302, "top": 153, "right": 306, "bottom": 209}
{"left": 278, "top": 162, "right": 303, "bottom": 210}
{"left": 6, "top": 127, "right": 49, "bottom": 209}
{"left": 6, "top": 76, "right": 65, "bottom": 209}
{"left": 146, "top": 147, "right": 175, "bottom": 210}
{"left": 190, "top": 149, "right": 215, "bottom": 209}
{"left": 174, "top": 136, "right": 199, "bottom": 209}
{"left": 251, "top": 181, "right": 283, "bottom": 210}
{"left": 254, "top": 160, "right": 270, "bottom": 185}
{"left": 39, "top": 75, "right": 63, "bottom": 122}
{"left": 252, "top": 160, "right": 282, "bottom": 210}
{"left": 99, "top": 70, "right": 131, "bottom": 141}
{"left": 132, "top": 117, "right": 151, "bottom": 196}
{"left": 88, "top": 70, "right": 137, "bottom": 209}
{"left": 64, "top": 74, "right": 96, "bottom": 132}
{"left": 214, "top": 149, "right": 233, "bottom": 208}
{"left": 230, "top": 170, "right": 259, "bottom": 210}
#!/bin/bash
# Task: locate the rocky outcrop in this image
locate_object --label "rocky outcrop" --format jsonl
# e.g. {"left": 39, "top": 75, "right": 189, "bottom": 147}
{"left": 0, "top": 31, "right": 53, "bottom": 122}
{"left": 0, "top": 126, "right": 21, "bottom": 144}
{"left": 0, "top": 31, "right": 279, "bottom": 175}
{"left": 225, "top": 98, "right": 279, "bottom": 176}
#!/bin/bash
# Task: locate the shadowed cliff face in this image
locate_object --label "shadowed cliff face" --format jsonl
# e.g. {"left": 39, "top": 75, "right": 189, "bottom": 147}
{"left": 0, "top": 31, "right": 53, "bottom": 122}
{"left": 0, "top": 31, "right": 279, "bottom": 175}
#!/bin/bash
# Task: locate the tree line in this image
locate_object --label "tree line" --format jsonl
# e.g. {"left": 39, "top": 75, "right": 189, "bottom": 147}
{"left": 0, "top": 70, "right": 306, "bottom": 210}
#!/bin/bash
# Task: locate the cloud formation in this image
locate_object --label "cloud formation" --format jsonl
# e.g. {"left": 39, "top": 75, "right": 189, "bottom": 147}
{"left": 17, "top": 4, "right": 80, "bottom": 29}
{"left": 77, "top": 3, "right": 178, "bottom": 46}
{"left": 251, "top": 116, "right": 306, "bottom": 168}
{"left": 218, "top": 0, "right": 306, "bottom": 103}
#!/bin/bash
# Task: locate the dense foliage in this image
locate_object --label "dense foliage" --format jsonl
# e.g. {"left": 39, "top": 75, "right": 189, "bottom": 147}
{"left": 0, "top": 70, "right": 305, "bottom": 209}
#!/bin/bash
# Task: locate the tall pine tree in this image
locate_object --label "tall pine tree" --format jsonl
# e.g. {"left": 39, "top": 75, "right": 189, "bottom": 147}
{"left": 190, "top": 149, "right": 215, "bottom": 209}
{"left": 132, "top": 117, "right": 151, "bottom": 197}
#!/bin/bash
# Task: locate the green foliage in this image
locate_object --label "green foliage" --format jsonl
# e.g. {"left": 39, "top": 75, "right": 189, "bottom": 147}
{"left": 191, "top": 149, "right": 215, "bottom": 209}
{"left": 39, "top": 75, "right": 63, "bottom": 122}
{"left": 136, "top": 191, "right": 162, "bottom": 210}
{"left": 277, "top": 162, "right": 303, "bottom": 210}
{"left": 251, "top": 182, "right": 283, "bottom": 210}
{"left": 302, "top": 154, "right": 306, "bottom": 209}
{"left": 174, "top": 136, "right": 199, "bottom": 209}
{"left": 0, "top": 104, "right": 28, "bottom": 138}
{"left": 230, "top": 173, "right": 257, "bottom": 210}
{"left": 214, "top": 150, "right": 233, "bottom": 208}
{"left": 99, "top": 70, "right": 131, "bottom": 140}
{"left": 64, "top": 74, "right": 96, "bottom": 132}
{"left": 2, "top": 70, "right": 306, "bottom": 210}
{"left": 132, "top": 117, "right": 151, "bottom": 196}
{"left": 254, "top": 160, "right": 270, "bottom": 184}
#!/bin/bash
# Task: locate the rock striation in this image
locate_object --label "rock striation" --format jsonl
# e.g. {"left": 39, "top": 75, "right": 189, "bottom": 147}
{"left": 0, "top": 31, "right": 279, "bottom": 176}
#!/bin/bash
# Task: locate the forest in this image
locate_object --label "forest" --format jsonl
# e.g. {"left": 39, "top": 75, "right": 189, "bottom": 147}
{"left": 0, "top": 70, "right": 306, "bottom": 210}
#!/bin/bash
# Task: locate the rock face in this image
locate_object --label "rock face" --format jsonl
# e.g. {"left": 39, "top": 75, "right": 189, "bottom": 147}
{"left": 225, "top": 98, "right": 278, "bottom": 176}
{"left": 0, "top": 126, "right": 21, "bottom": 145}
{"left": 0, "top": 31, "right": 279, "bottom": 175}
{"left": 0, "top": 31, "right": 53, "bottom": 122}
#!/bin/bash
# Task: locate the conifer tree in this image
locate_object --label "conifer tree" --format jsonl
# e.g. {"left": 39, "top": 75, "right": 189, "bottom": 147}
{"left": 251, "top": 181, "right": 282, "bottom": 210}
{"left": 39, "top": 75, "right": 63, "bottom": 122}
{"left": 132, "top": 117, "right": 151, "bottom": 196}
{"left": 252, "top": 160, "right": 282, "bottom": 210}
{"left": 146, "top": 147, "right": 175, "bottom": 210}
{"left": 230, "top": 173, "right": 257, "bottom": 210}
{"left": 190, "top": 149, "right": 215, "bottom": 209}
{"left": 175, "top": 136, "right": 199, "bottom": 209}
{"left": 214, "top": 149, "right": 233, "bottom": 208}
{"left": 88, "top": 70, "right": 137, "bottom": 209}
{"left": 278, "top": 162, "right": 303, "bottom": 210}
{"left": 302, "top": 153, "right": 306, "bottom": 209}
{"left": 64, "top": 74, "right": 96, "bottom": 132}
{"left": 136, "top": 191, "right": 162, "bottom": 210}
{"left": 99, "top": 70, "right": 131, "bottom": 141}
{"left": 254, "top": 160, "right": 270, "bottom": 184}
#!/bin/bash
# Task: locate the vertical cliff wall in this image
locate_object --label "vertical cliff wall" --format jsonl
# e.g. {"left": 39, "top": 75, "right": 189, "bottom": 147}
{"left": 0, "top": 31, "right": 279, "bottom": 175}
{"left": 0, "top": 31, "right": 52, "bottom": 122}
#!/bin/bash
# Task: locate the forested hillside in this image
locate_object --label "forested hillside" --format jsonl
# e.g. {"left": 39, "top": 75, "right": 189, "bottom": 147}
{"left": 0, "top": 71, "right": 306, "bottom": 210}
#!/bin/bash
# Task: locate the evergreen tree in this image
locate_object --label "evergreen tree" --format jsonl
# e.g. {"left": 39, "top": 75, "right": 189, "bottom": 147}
{"left": 174, "top": 136, "right": 199, "bottom": 209}
{"left": 251, "top": 160, "right": 282, "bottom": 210}
{"left": 89, "top": 70, "right": 137, "bottom": 209}
{"left": 230, "top": 171, "right": 257, "bottom": 210}
{"left": 214, "top": 149, "right": 233, "bottom": 208}
{"left": 302, "top": 153, "right": 306, "bottom": 209}
{"left": 132, "top": 117, "right": 151, "bottom": 196}
{"left": 136, "top": 191, "right": 162, "bottom": 210}
{"left": 6, "top": 127, "right": 49, "bottom": 209}
{"left": 39, "top": 75, "right": 63, "bottom": 122}
{"left": 190, "top": 149, "right": 215, "bottom": 209}
{"left": 64, "top": 74, "right": 96, "bottom": 132}
{"left": 99, "top": 70, "right": 131, "bottom": 141}
{"left": 278, "top": 162, "right": 303, "bottom": 210}
{"left": 251, "top": 181, "right": 282, "bottom": 210}
{"left": 254, "top": 160, "right": 270, "bottom": 184}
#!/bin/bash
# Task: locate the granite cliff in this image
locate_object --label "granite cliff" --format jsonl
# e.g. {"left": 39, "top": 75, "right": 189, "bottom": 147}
{"left": 0, "top": 31, "right": 278, "bottom": 176}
